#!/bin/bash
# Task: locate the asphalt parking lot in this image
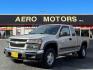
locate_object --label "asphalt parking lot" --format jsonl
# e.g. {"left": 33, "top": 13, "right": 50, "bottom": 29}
{"left": 0, "top": 39, "right": 93, "bottom": 70}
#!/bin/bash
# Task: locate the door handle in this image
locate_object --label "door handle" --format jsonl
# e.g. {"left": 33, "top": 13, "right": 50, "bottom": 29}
{"left": 69, "top": 38, "right": 72, "bottom": 40}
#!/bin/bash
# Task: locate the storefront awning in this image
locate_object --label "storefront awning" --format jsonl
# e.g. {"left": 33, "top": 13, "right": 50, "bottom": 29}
{"left": 0, "top": 27, "right": 13, "bottom": 30}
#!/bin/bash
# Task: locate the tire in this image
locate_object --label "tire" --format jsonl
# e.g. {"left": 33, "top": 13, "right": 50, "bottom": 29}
{"left": 77, "top": 45, "right": 87, "bottom": 58}
{"left": 12, "top": 59, "right": 23, "bottom": 63}
{"left": 42, "top": 48, "right": 56, "bottom": 68}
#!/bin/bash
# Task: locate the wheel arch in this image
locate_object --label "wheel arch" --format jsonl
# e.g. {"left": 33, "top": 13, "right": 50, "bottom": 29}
{"left": 43, "top": 41, "right": 58, "bottom": 57}
{"left": 81, "top": 41, "right": 88, "bottom": 49}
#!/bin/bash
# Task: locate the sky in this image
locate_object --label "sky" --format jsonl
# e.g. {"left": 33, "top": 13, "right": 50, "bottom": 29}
{"left": 0, "top": 0, "right": 93, "bottom": 14}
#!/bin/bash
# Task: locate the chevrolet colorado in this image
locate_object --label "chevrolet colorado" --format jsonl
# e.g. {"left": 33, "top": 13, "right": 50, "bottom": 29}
{"left": 4, "top": 24, "right": 89, "bottom": 68}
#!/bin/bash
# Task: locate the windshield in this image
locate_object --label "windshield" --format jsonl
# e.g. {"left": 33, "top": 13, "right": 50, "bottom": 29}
{"left": 30, "top": 25, "right": 60, "bottom": 35}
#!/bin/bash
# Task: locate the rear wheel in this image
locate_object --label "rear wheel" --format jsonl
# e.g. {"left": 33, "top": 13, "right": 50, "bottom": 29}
{"left": 77, "top": 45, "right": 87, "bottom": 58}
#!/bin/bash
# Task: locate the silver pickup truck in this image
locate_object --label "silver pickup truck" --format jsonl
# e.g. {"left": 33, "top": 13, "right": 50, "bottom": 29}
{"left": 4, "top": 24, "right": 89, "bottom": 68}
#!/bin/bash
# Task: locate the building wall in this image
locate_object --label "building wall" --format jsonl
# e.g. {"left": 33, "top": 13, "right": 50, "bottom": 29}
{"left": 13, "top": 27, "right": 36, "bottom": 35}
{"left": 0, "top": 26, "right": 92, "bottom": 39}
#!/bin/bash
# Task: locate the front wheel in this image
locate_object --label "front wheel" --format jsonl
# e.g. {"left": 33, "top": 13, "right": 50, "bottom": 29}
{"left": 77, "top": 45, "right": 87, "bottom": 58}
{"left": 42, "top": 48, "right": 56, "bottom": 68}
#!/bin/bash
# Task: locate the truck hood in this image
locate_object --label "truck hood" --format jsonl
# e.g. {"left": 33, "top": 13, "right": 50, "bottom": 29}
{"left": 9, "top": 34, "right": 55, "bottom": 40}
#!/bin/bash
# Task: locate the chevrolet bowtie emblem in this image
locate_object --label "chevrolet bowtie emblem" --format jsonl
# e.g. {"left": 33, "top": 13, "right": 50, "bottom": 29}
{"left": 14, "top": 41, "right": 19, "bottom": 44}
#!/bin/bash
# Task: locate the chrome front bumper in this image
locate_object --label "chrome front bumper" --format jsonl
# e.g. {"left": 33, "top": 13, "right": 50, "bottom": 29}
{"left": 4, "top": 47, "right": 44, "bottom": 60}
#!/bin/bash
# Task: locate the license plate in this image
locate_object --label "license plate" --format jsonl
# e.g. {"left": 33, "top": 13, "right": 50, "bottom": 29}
{"left": 11, "top": 51, "right": 18, "bottom": 58}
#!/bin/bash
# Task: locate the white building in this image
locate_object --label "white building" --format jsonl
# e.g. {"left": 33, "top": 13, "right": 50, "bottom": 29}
{"left": 13, "top": 27, "right": 36, "bottom": 35}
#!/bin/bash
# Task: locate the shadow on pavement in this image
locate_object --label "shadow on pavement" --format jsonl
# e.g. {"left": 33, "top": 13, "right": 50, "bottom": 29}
{"left": 53, "top": 55, "right": 93, "bottom": 70}
{"left": 23, "top": 60, "right": 47, "bottom": 69}
{"left": 16, "top": 40, "right": 93, "bottom": 69}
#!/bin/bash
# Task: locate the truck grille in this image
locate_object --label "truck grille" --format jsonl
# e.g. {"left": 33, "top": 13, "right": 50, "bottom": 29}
{"left": 10, "top": 39, "right": 27, "bottom": 48}
{"left": 10, "top": 42, "right": 25, "bottom": 47}
{"left": 10, "top": 39, "right": 27, "bottom": 42}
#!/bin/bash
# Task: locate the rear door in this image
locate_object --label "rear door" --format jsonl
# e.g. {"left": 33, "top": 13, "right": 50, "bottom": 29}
{"left": 58, "top": 26, "right": 74, "bottom": 54}
{"left": 70, "top": 26, "right": 79, "bottom": 51}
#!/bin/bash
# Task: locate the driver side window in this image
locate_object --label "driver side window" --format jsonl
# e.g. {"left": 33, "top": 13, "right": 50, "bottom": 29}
{"left": 59, "top": 26, "right": 70, "bottom": 36}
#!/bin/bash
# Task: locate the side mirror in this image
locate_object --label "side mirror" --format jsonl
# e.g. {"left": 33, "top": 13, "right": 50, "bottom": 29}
{"left": 60, "top": 31, "right": 63, "bottom": 36}
{"left": 60, "top": 31, "right": 68, "bottom": 36}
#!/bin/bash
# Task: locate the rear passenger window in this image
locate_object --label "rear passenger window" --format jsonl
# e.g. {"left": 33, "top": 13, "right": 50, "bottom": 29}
{"left": 71, "top": 27, "right": 76, "bottom": 36}
{"left": 75, "top": 29, "right": 80, "bottom": 36}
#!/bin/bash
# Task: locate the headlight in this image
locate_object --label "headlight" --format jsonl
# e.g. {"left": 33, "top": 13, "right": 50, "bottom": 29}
{"left": 27, "top": 39, "right": 42, "bottom": 44}
{"left": 6, "top": 38, "right": 10, "bottom": 42}
{"left": 26, "top": 43, "right": 40, "bottom": 50}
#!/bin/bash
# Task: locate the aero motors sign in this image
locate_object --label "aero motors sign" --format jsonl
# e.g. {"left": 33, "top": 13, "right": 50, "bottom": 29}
{"left": 15, "top": 16, "right": 78, "bottom": 23}
{"left": 0, "top": 15, "right": 92, "bottom": 26}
